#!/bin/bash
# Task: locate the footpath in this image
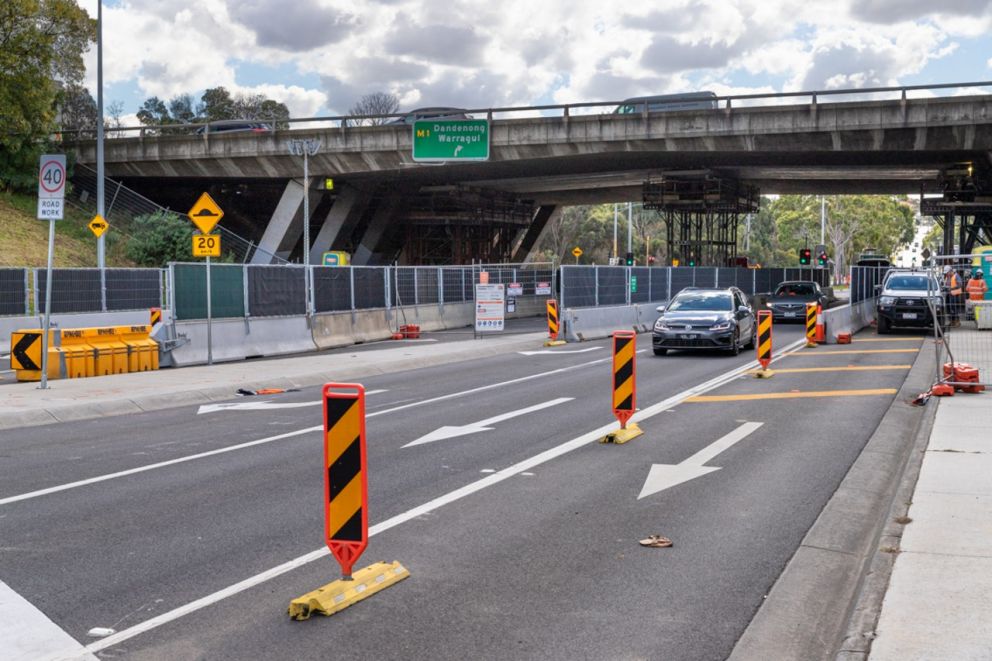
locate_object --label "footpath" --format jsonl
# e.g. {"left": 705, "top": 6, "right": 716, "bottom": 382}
{"left": 864, "top": 328, "right": 992, "bottom": 659}
{"left": 0, "top": 332, "right": 547, "bottom": 431}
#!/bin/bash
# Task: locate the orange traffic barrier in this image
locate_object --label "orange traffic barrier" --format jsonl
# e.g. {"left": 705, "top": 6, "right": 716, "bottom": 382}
{"left": 836, "top": 332, "right": 852, "bottom": 344}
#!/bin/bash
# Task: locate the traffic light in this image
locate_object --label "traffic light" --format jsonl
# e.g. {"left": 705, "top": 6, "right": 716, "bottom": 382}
{"left": 625, "top": 252, "right": 634, "bottom": 266}
{"left": 817, "top": 251, "right": 828, "bottom": 267}
{"left": 688, "top": 258, "right": 696, "bottom": 267}
{"left": 799, "top": 248, "right": 811, "bottom": 265}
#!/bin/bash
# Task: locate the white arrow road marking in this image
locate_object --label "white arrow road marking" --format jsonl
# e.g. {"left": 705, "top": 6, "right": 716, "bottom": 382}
{"left": 637, "top": 421, "right": 764, "bottom": 500}
{"left": 403, "top": 397, "right": 574, "bottom": 448}
{"left": 517, "top": 347, "right": 603, "bottom": 356}
{"left": 196, "top": 390, "right": 387, "bottom": 414}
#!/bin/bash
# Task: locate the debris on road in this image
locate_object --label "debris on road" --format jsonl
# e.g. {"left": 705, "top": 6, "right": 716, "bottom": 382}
{"left": 639, "top": 534, "right": 673, "bottom": 548}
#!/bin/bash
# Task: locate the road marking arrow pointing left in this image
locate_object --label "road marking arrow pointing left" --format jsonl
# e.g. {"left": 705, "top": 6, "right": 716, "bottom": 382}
{"left": 638, "top": 422, "right": 763, "bottom": 499}
{"left": 403, "top": 397, "right": 574, "bottom": 448}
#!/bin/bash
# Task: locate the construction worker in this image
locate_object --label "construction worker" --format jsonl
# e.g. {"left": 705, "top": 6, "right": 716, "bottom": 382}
{"left": 967, "top": 269, "right": 988, "bottom": 301}
{"left": 944, "top": 265, "right": 963, "bottom": 326}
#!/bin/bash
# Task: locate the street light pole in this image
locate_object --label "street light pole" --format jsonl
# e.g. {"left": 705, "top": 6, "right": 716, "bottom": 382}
{"left": 613, "top": 204, "right": 618, "bottom": 262}
{"left": 96, "top": 0, "right": 106, "bottom": 310}
{"left": 287, "top": 138, "right": 320, "bottom": 319}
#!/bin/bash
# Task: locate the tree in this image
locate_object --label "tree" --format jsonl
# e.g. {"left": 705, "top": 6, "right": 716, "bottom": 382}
{"left": 348, "top": 92, "right": 400, "bottom": 125}
{"left": 57, "top": 82, "right": 98, "bottom": 138}
{"left": 124, "top": 210, "right": 194, "bottom": 267}
{"left": 0, "top": 0, "right": 96, "bottom": 190}
{"left": 136, "top": 96, "right": 170, "bottom": 127}
{"left": 198, "top": 87, "right": 235, "bottom": 122}
{"left": 168, "top": 94, "right": 197, "bottom": 125}
{"left": 105, "top": 99, "right": 125, "bottom": 137}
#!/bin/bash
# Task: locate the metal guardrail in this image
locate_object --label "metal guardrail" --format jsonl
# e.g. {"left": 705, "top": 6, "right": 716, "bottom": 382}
{"left": 57, "top": 81, "right": 992, "bottom": 138}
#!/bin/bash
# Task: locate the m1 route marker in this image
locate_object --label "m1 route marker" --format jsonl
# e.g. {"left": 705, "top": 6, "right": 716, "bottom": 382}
{"left": 638, "top": 422, "right": 764, "bottom": 499}
{"left": 412, "top": 119, "right": 489, "bottom": 162}
{"left": 403, "top": 397, "right": 574, "bottom": 447}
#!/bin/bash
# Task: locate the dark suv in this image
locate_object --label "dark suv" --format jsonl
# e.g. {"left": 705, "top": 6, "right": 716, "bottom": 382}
{"left": 195, "top": 120, "right": 273, "bottom": 135}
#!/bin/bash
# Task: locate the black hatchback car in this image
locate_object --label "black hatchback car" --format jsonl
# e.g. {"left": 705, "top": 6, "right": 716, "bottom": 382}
{"left": 652, "top": 287, "right": 756, "bottom": 356}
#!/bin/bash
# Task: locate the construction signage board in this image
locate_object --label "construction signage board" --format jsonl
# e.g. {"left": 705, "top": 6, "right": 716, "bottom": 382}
{"left": 412, "top": 119, "right": 489, "bottom": 162}
{"left": 37, "top": 154, "right": 66, "bottom": 220}
{"left": 507, "top": 282, "right": 523, "bottom": 297}
{"left": 187, "top": 192, "right": 224, "bottom": 234}
{"left": 88, "top": 215, "right": 109, "bottom": 238}
{"left": 322, "top": 383, "right": 368, "bottom": 578}
{"left": 536, "top": 281, "right": 552, "bottom": 295}
{"left": 475, "top": 283, "right": 505, "bottom": 332}
{"left": 192, "top": 233, "right": 221, "bottom": 257}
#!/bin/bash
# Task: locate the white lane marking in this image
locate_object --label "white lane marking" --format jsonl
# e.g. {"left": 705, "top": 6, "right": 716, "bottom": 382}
{"left": 516, "top": 347, "right": 603, "bottom": 356}
{"left": 196, "top": 390, "right": 388, "bottom": 415}
{"left": 0, "top": 580, "right": 98, "bottom": 661}
{"left": 637, "top": 421, "right": 764, "bottom": 499}
{"left": 81, "top": 339, "right": 805, "bottom": 655}
{"left": 403, "top": 398, "right": 573, "bottom": 447}
{"left": 1, "top": 356, "right": 620, "bottom": 506}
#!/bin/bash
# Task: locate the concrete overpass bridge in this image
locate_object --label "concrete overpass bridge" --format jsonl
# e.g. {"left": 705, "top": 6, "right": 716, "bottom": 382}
{"left": 73, "top": 83, "right": 992, "bottom": 265}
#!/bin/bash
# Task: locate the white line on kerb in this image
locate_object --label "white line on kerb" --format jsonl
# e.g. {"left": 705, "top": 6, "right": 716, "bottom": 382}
{"left": 81, "top": 338, "right": 805, "bottom": 655}
{"left": 0, "top": 353, "right": 620, "bottom": 507}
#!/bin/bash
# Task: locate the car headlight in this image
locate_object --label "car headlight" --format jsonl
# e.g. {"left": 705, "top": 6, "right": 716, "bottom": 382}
{"left": 710, "top": 321, "right": 732, "bottom": 331}
{"left": 879, "top": 296, "right": 896, "bottom": 305}
{"left": 654, "top": 319, "right": 670, "bottom": 331}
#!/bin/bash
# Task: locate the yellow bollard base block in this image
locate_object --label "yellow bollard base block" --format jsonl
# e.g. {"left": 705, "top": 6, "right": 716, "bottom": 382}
{"left": 288, "top": 561, "right": 410, "bottom": 620}
{"left": 544, "top": 339, "right": 567, "bottom": 347}
{"left": 600, "top": 422, "right": 643, "bottom": 444}
{"left": 805, "top": 341, "right": 818, "bottom": 348}
{"left": 754, "top": 369, "right": 775, "bottom": 379}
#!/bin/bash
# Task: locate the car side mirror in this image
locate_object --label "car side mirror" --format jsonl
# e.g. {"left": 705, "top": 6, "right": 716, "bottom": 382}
{"left": 656, "top": 305, "right": 666, "bottom": 313}
{"left": 737, "top": 305, "right": 750, "bottom": 316}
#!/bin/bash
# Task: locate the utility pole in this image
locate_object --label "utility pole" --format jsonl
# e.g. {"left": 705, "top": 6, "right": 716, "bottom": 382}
{"left": 96, "top": 0, "right": 106, "bottom": 310}
{"left": 613, "top": 204, "right": 618, "bottom": 263}
{"left": 627, "top": 202, "right": 633, "bottom": 259}
{"left": 820, "top": 196, "right": 826, "bottom": 246}
{"left": 287, "top": 138, "right": 320, "bottom": 320}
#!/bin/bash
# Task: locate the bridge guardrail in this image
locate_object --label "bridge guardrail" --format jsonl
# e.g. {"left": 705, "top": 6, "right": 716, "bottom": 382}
{"left": 55, "top": 81, "right": 992, "bottom": 139}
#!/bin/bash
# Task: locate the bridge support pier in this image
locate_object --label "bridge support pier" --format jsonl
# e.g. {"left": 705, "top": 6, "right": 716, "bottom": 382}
{"left": 251, "top": 179, "right": 305, "bottom": 264}
{"left": 511, "top": 205, "right": 558, "bottom": 263}
{"left": 308, "top": 184, "right": 368, "bottom": 265}
{"left": 352, "top": 194, "right": 405, "bottom": 265}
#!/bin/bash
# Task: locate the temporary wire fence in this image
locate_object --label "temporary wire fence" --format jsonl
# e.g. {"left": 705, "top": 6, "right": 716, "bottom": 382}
{"left": 929, "top": 254, "right": 992, "bottom": 388}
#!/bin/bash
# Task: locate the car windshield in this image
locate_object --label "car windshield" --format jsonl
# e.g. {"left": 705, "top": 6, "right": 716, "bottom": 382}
{"left": 668, "top": 292, "right": 733, "bottom": 312}
{"left": 886, "top": 275, "right": 935, "bottom": 291}
{"left": 775, "top": 283, "right": 815, "bottom": 296}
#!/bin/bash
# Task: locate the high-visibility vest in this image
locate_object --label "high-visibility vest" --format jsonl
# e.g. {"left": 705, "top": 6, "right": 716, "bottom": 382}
{"left": 948, "top": 273, "right": 962, "bottom": 296}
{"left": 966, "top": 278, "right": 988, "bottom": 300}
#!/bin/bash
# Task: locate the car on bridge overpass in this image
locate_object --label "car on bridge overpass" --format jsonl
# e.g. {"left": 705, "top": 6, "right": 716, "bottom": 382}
{"left": 652, "top": 286, "right": 756, "bottom": 356}
{"left": 195, "top": 120, "right": 273, "bottom": 135}
{"left": 615, "top": 91, "right": 718, "bottom": 114}
{"left": 388, "top": 107, "right": 471, "bottom": 125}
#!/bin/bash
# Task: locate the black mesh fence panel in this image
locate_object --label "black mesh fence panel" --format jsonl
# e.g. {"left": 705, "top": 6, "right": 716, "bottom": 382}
{"left": 597, "top": 267, "right": 628, "bottom": 305}
{"left": 670, "top": 267, "right": 695, "bottom": 299}
{"left": 106, "top": 269, "right": 162, "bottom": 311}
{"left": 694, "top": 267, "right": 717, "bottom": 288}
{"left": 416, "top": 268, "right": 439, "bottom": 304}
{"left": 649, "top": 268, "right": 670, "bottom": 301}
{"left": 0, "top": 269, "right": 27, "bottom": 315}
{"left": 441, "top": 268, "right": 468, "bottom": 303}
{"left": 561, "top": 267, "right": 596, "bottom": 308}
{"left": 353, "top": 267, "right": 386, "bottom": 309}
{"left": 754, "top": 269, "right": 775, "bottom": 294}
{"left": 630, "top": 267, "right": 652, "bottom": 303}
{"left": 313, "top": 267, "right": 352, "bottom": 312}
{"left": 248, "top": 266, "right": 305, "bottom": 317}
{"left": 36, "top": 269, "right": 101, "bottom": 313}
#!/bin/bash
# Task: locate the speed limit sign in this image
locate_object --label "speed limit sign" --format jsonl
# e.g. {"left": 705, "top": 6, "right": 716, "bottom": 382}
{"left": 37, "top": 154, "right": 66, "bottom": 220}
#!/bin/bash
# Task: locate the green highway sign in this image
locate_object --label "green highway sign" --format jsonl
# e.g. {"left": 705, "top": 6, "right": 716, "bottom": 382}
{"left": 412, "top": 119, "right": 490, "bottom": 162}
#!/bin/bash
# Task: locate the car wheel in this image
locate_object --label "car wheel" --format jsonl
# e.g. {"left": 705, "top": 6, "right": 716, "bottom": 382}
{"left": 727, "top": 330, "right": 740, "bottom": 355}
{"left": 653, "top": 348, "right": 668, "bottom": 356}
{"left": 877, "top": 316, "right": 890, "bottom": 334}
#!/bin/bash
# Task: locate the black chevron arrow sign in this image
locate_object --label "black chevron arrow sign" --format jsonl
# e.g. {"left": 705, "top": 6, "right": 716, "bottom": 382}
{"left": 12, "top": 332, "right": 41, "bottom": 371}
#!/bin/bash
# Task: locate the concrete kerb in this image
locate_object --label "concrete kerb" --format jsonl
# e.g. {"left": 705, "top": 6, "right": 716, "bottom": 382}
{"left": 728, "top": 336, "right": 937, "bottom": 661}
{"left": 0, "top": 331, "right": 549, "bottom": 431}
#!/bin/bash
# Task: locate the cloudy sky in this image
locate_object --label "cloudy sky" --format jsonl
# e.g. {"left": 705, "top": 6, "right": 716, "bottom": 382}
{"left": 77, "top": 0, "right": 992, "bottom": 122}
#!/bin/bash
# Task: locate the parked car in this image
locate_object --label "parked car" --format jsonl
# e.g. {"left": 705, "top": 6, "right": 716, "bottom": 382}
{"left": 387, "top": 107, "right": 471, "bottom": 125}
{"left": 195, "top": 120, "right": 273, "bottom": 135}
{"left": 652, "top": 287, "right": 755, "bottom": 356}
{"left": 764, "top": 280, "right": 829, "bottom": 322}
{"left": 875, "top": 269, "right": 943, "bottom": 333}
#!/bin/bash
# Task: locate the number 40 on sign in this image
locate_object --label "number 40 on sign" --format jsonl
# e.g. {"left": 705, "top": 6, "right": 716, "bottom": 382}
{"left": 192, "top": 233, "right": 221, "bottom": 257}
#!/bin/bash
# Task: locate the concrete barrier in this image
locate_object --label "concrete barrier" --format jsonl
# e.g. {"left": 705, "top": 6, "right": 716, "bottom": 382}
{"left": 563, "top": 301, "right": 665, "bottom": 341}
{"left": 820, "top": 298, "right": 876, "bottom": 343}
{"left": 168, "top": 315, "right": 316, "bottom": 366}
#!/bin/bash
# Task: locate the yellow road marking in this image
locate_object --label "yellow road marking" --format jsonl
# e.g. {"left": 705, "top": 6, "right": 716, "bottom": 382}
{"left": 852, "top": 337, "right": 925, "bottom": 343}
{"left": 744, "top": 365, "right": 912, "bottom": 374}
{"left": 686, "top": 388, "right": 898, "bottom": 402}
{"left": 791, "top": 348, "right": 919, "bottom": 355}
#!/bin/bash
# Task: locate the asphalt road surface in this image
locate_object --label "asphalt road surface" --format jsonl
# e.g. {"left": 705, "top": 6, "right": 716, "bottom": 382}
{"left": 0, "top": 326, "right": 925, "bottom": 660}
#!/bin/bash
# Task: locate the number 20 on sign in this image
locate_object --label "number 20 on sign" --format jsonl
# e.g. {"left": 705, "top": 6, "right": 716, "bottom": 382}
{"left": 192, "top": 233, "right": 221, "bottom": 257}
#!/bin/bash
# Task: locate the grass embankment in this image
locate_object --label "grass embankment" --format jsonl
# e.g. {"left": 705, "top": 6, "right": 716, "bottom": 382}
{"left": 0, "top": 192, "right": 133, "bottom": 267}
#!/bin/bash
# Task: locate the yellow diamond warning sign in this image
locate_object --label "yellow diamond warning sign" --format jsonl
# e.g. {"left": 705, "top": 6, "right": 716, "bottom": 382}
{"left": 187, "top": 192, "right": 224, "bottom": 234}
{"left": 88, "top": 215, "right": 109, "bottom": 238}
